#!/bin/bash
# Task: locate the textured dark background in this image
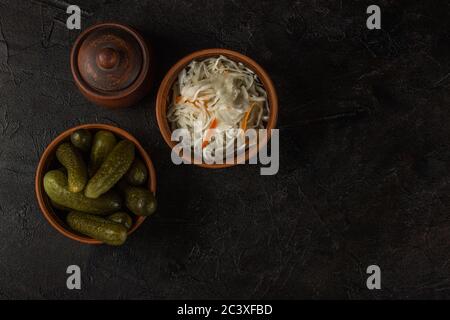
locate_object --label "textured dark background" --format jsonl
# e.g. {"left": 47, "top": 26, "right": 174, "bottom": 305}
{"left": 0, "top": 0, "right": 449, "bottom": 299}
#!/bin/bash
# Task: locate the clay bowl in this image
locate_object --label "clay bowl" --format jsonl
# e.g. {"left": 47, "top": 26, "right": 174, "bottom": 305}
{"left": 35, "top": 124, "right": 157, "bottom": 244}
{"left": 156, "top": 48, "right": 278, "bottom": 168}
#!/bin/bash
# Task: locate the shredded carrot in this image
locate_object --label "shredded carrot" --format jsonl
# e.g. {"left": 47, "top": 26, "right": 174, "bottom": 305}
{"left": 202, "top": 118, "right": 218, "bottom": 149}
{"left": 241, "top": 102, "right": 257, "bottom": 131}
{"left": 176, "top": 95, "right": 183, "bottom": 104}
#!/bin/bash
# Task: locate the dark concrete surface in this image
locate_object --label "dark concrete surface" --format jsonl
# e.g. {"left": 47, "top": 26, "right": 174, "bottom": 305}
{"left": 0, "top": 0, "right": 449, "bottom": 299}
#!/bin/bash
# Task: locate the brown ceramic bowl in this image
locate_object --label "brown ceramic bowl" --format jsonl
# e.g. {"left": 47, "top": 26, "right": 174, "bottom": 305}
{"left": 156, "top": 48, "right": 278, "bottom": 168}
{"left": 35, "top": 124, "right": 157, "bottom": 244}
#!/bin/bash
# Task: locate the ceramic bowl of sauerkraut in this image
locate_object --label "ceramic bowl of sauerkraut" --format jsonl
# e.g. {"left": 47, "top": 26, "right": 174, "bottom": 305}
{"left": 156, "top": 48, "right": 278, "bottom": 168}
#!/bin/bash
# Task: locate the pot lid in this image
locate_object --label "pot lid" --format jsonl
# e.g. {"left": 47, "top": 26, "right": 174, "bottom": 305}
{"left": 75, "top": 24, "right": 143, "bottom": 92}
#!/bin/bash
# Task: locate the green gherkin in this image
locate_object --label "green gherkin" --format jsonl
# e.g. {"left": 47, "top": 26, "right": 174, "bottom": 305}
{"left": 44, "top": 170, "right": 122, "bottom": 215}
{"left": 70, "top": 129, "right": 92, "bottom": 153}
{"left": 67, "top": 211, "right": 127, "bottom": 246}
{"left": 56, "top": 142, "right": 87, "bottom": 193}
{"left": 85, "top": 140, "right": 135, "bottom": 199}
{"left": 89, "top": 130, "right": 117, "bottom": 176}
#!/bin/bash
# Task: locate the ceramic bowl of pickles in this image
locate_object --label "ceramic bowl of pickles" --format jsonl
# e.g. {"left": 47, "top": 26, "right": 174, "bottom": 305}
{"left": 35, "top": 124, "right": 157, "bottom": 245}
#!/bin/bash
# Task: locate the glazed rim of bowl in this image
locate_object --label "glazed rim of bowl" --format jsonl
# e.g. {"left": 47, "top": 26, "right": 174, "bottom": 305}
{"left": 35, "top": 124, "right": 157, "bottom": 245}
{"left": 156, "top": 48, "right": 278, "bottom": 169}
{"left": 70, "top": 22, "right": 150, "bottom": 100}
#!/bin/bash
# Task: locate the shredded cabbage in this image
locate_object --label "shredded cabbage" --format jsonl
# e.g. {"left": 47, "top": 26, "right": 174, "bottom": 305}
{"left": 167, "top": 55, "right": 269, "bottom": 161}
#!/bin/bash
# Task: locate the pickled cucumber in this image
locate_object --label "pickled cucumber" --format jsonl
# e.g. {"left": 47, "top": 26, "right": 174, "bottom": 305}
{"left": 51, "top": 200, "right": 70, "bottom": 211}
{"left": 70, "top": 129, "right": 92, "bottom": 153}
{"left": 85, "top": 140, "right": 135, "bottom": 199}
{"left": 56, "top": 142, "right": 87, "bottom": 193}
{"left": 44, "top": 170, "right": 122, "bottom": 215}
{"left": 125, "top": 158, "right": 148, "bottom": 186}
{"left": 66, "top": 211, "right": 127, "bottom": 245}
{"left": 108, "top": 212, "right": 133, "bottom": 230}
{"left": 119, "top": 182, "right": 157, "bottom": 216}
{"left": 89, "top": 130, "right": 117, "bottom": 176}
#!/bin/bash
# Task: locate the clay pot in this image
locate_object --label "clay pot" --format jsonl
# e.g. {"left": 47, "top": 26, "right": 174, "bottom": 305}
{"left": 71, "top": 22, "right": 153, "bottom": 108}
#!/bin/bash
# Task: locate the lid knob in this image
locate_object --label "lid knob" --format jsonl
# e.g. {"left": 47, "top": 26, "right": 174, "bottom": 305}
{"left": 97, "top": 47, "right": 119, "bottom": 69}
